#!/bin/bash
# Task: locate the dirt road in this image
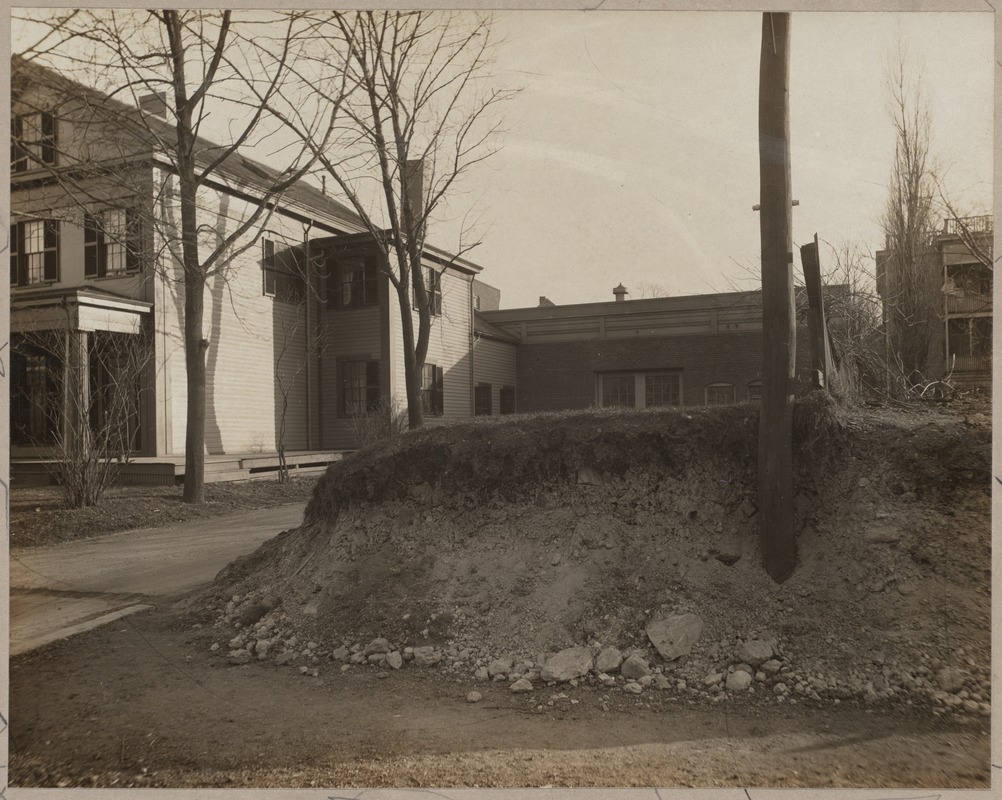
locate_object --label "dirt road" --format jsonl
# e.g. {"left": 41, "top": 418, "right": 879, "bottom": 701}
{"left": 10, "top": 503, "right": 305, "bottom": 655}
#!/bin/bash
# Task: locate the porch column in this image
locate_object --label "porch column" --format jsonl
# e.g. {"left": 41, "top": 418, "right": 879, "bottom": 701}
{"left": 64, "top": 329, "right": 90, "bottom": 454}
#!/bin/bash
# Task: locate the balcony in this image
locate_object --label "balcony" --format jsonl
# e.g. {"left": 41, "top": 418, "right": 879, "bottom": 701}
{"left": 943, "top": 215, "right": 993, "bottom": 236}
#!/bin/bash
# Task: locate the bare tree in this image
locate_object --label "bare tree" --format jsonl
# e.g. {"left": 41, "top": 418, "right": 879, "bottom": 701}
{"left": 12, "top": 316, "right": 154, "bottom": 508}
{"left": 878, "top": 59, "right": 940, "bottom": 387}
{"left": 13, "top": 10, "right": 341, "bottom": 502}
{"left": 635, "top": 282, "right": 673, "bottom": 299}
{"left": 267, "top": 11, "right": 515, "bottom": 429}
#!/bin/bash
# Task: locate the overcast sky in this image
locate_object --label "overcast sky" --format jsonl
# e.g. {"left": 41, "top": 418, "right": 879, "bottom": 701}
{"left": 11, "top": 9, "right": 994, "bottom": 309}
{"left": 451, "top": 10, "right": 993, "bottom": 308}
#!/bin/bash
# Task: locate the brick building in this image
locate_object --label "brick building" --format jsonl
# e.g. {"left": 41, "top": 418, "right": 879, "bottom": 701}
{"left": 474, "top": 286, "right": 814, "bottom": 414}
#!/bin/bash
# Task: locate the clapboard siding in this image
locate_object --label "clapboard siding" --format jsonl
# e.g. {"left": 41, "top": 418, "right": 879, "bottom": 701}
{"left": 320, "top": 303, "right": 383, "bottom": 450}
{"left": 473, "top": 336, "right": 517, "bottom": 415}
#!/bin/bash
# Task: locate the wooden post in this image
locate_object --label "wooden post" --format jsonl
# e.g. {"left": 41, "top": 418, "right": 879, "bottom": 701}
{"left": 757, "top": 12, "right": 796, "bottom": 583}
{"left": 801, "top": 233, "right": 836, "bottom": 391}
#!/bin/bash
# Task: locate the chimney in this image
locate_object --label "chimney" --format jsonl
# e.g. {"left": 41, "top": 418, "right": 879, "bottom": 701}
{"left": 138, "top": 91, "right": 167, "bottom": 119}
{"left": 404, "top": 159, "right": 424, "bottom": 235}
{"left": 613, "top": 283, "right": 628, "bottom": 302}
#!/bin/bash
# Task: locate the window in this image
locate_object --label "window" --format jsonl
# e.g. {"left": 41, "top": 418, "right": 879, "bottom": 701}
{"left": 262, "top": 239, "right": 306, "bottom": 303}
{"left": 12, "top": 111, "right": 57, "bottom": 172}
{"left": 475, "top": 383, "right": 492, "bottom": 416}
{"left": 747, "top": 381, "right": 762, "bottom": 401}
{"left": 10, "top": 341, "right": 60, "bottom": 445}
{"left": 500, "top": 386, "right": 516, "bottom": 415}
{"left": 705, "top": 383, "right": 735, "bottom": 406}
{"left": 598, "top": 371, "right": 681, "bottom": 409}
{"left": 85, "top": 209, "right": 143, "bottom": 278}
{"left": 948, "top": 317, "right": 992, "bottom": 361}
{"left": 340, "top": 359, "right": 380, "bottom": 416}
{"left": 645, "top": 373, "right": 681, "bottom": 407}
{"left": 10, "top": 220, "right": 59, "bottom": 286}
{"left": 421, "top": 363, "right": 444, "bottom": 416}
{"left": 947, "top": 263, "right": 992, "bottom": 297}
{"left": 332, "top": 254, "right": 378, "bottom": 308}
{"left": 602, "top": 374, "right": 635, "bottom": 408}
{"left": 426, "top": 268, "right": 442, "bottom": 316}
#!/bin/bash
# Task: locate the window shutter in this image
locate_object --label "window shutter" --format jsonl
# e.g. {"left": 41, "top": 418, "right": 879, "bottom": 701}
{"left": 434, "top": 365, "right": 444, "bottom": 415}
{"left": 433, "top": 271, "right": 442, "bottom": 315}
{"left": 364, "top": 256, "right": 378, "bottom": 305}
{"left": 10, "top": 224, "right": 19, "bottom": 286}
{"left": 126, "top": 208, "right": 142, "bottom": 273}
{"left": 262, "top": 239, "right": 276, "bottom": 296}
{"left": 43, "top": 220, "right": 59, "bottom": 282}
{"left": 10, "top": 116, "right": 22, "bottom": 172}
{"left": 41, "top": 112, "right": 56, "bottom": 165}
{"left": 366, "top": 360, "right": 381, "bottom": 409}
{"left": 84, "top": 214, "right": 99, "bottom": 278}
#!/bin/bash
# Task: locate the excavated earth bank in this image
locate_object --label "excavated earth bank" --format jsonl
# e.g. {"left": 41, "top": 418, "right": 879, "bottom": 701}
{"left": 197, "top": 396, "right": 991, "bottom": 718}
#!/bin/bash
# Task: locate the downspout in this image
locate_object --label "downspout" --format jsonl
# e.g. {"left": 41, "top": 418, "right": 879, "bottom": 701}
{"left": 303, "top": 220, "right": 313, "bottom": 450}
{"left": 469, "top": 278, "right": 475, "bottom": 415}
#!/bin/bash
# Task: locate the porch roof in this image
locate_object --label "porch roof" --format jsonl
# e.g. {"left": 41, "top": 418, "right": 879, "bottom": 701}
{"left": 11, "top": 286, "right": 151, "bottom": 335}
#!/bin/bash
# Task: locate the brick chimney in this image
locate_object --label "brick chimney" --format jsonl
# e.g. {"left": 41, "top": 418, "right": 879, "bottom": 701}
{"left": 404, "top": 159, "right": 424, "bottom": 235}
{"left": 613, "top": 283, "right": 628, "bottom": 302}
{"left": 138, "top": 91, "right": 167, "bottom": 119}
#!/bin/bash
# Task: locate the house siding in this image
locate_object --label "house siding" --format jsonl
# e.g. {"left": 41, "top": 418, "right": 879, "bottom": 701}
{"left": 473, "top": 337, "right": 517, "bottom": 415}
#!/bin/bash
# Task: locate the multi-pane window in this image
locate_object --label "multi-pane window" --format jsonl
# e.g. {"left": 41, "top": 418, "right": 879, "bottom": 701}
{"left": 500, "top": 386, "right": 516, "bottom": 415}
{"left": 341, "top": 359, "right": 380, "bottom": 416}
{"left": 705, "top": 383, "right": 736, "bottom": 405}
{"left": 11, "top": 111, "right": 57, "bottom": 172}
{"left": 421, "top": 363, "right": 444, "bottom": 416}
{"left": 335, "top": 255, "right": 379, "bottom": 308}
{"left": 85, "top": 209, "right": 143, "bottom": 278}
{"left": 10, "top": 220, "right": 59, "bottom": 286}
{"left": 598, "top": 371, "right": 682, "bottom": 409}
{"left": 747, "top": 381, "right": 762, "bottom": 401}
{"left": 10, "top": 343, "right": 60, "bottom": 445}
{"left": 262, "top": 239, "right": 306, "bottom": 303}
{"left": 475, "top": 383, "right": 492, "bottom": 416}
{"left": 645, "top": 373, "right": 681, "bottom": 407}
{"left": 601, "top": 374, "right": 635, "bottom": 407}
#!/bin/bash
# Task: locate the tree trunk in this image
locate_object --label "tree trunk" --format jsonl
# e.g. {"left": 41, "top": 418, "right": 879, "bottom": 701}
{"left": 757, "top": 12, "right": 796, "bottom": 583}
{"left": 397, "top": 288, "right": 424, "bottom": 429}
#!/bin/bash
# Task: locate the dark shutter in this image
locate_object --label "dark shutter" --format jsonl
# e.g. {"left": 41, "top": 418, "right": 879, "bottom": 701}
{"left": 366, "top": 360, "right": 381, "bottom": 409}
{"left": 11, "top": 116, "right": 22, "bottom": 172}
{"left": 262, "top": 239, "right": 276, "bottom": 296}
{"left": 43, "top": 220, "right": 59, "bottom": 282}
{"left": 364, "top": 256, "right": 378, "bottom": 305}
{"left": 432, "top": 271, "right": 442, "bottom": 315}
{"left": 126, "top": 208, "right": 142, "bottom": 273}
{"left": 434, "top": 365, "right": 444, "bottom": 415}
{"left": 84, "top": 214, "right": 100, "bottom": 278}
{"left": 40, "top": 112, "right": 56, "bottom": 165}
{"left": 10, "top": 224, "right": 20, "bottom": 286}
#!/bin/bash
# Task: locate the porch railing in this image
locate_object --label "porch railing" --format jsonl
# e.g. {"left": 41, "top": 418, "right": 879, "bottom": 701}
{"left": 943, "top": 215, "right": 993, "bottom": 236}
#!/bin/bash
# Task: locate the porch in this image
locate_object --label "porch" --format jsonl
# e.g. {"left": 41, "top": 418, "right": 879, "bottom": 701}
{"left": 11, "top": 450, "right": 346, "bottom": 488}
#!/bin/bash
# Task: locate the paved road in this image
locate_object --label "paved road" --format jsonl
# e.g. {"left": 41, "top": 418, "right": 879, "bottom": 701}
{"left": 10, "top": 503, "right": 306, "bottom": 656}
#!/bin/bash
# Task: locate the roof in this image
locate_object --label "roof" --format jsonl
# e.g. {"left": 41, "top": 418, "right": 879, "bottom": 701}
{"left": 474, "top": 312, "right": 520, "bottom": 344}
{"left": 11, "top": 54, "right": 362, "bottom": 230}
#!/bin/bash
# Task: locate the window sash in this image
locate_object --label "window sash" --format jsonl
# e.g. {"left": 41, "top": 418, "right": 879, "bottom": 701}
{"left": 705, "top": 384, "right": 735, "bottom": 405}
{"left": 12, "top": 111, "right": 57, "bottom": 172}
{"left": 262, "top": 239, "right": 306, "bottom": 303}
{"left": 11, "top": 220, "right": 58, "bottom": 285}
{"left": 421, "top": 363, "right": 444, "bottom": 416}
{"left": 475, "top": 383, "right": 492, "bottom": 416}
{"left": 341, "top": 359, "right": 380, "bottom": 416}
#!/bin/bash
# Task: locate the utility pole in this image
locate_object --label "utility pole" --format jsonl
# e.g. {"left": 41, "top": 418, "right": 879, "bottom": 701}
{"left": 757, "top": 12, "right": 796, "bottom": 582}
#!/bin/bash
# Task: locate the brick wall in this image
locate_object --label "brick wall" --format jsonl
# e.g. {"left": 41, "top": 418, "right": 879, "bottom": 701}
{"left": 515, "top": 328, "right": 813, "bottom": 411}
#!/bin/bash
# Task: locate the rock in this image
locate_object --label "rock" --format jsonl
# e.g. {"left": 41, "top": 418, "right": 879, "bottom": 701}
{"left": 598, "top": 673, "right": 617, "bottom": 687}
{"left": 864, "top": 526, "right": 902, "bottom": 544}
{"left": 228, "top": 636, "right": 244, "bottom": 649}
{"left": 897, "top": 581, "right": 916, "bottom": 595}
{"left": 209, "top": 643, "right": 220, "bottom": 653}
{"left": 367, "top": 654, "right": 385, "bottom": 664}
{"left": 652, "top": 674, "right": 672, "bottom": 691}
{"left": 509, "top": 678, "right": 534, "bottom": 693}
{"left": 467, "top": 691, "right": 483, "bottom": 703}
{"left": 735, "top": 639, "right": 773, "bottom": 667}
{"left": 732, "top": 662, "right": 754, "bottom": 676}
{"left": 540, "top": 647, "right": 593, "bottom": 683}
{"left": 332, "top": 646, "right": 350, "bottom": 661}
{"left": 726, "top": 671, "right": 752, "bottom": 691}
{"left": 646, "top": 613, "right": 704, "bottom": 661}
{"left": 474, "top": 667, "right": 490, "bottom": 682}
{"left": 227, "top": 649, "right": 252, "bottom": 665}
{"left": 773, "top": 682, "right": 787, "bottom": 695}
{"left": 760, "top": 659, "right": 782, "bottom": 675}
{"left": 386, "top": 651, "right": 404, "bottom": 670}
{"left": 620, "top": 653, "right": 651, "bottom": 680}
{"left": 350, "top": 651, "right": 367, "bottom": 665}
{"left": 363, "top": 638, "right": 391, "bottom": 656}
{"left": 255, "top": 639, "right": 272, "bottom": 657}
{"left": 306, "top": 641, "right": 318, "bottom": 651}
{"left": 936, "top": 667, "right": 968, "bottom": 693}
{"left": 623, "top": 681, "right": 643, "bottom": 694}
{"left": 638, "top": 675, "right": 653, "bottom": 687}
{"left": 704, "top": 672, "right": 723, "bottom": 687}
{"left": 412, "top": 646, "right": 441, "bottom": 667}
{"left": 594, "top": 647, "right": 623, "bottom": 674}
{"left": 550, "top": 553, "right": 562, "bottom": 566}
{"left": 488, "top": 657, "right": 514, "bottom": 678}
{"left": 274, "top": 651, "right": 295, "bottom": 666}
{"left": 577, "top": 467, "right": 603, "bottom": 486}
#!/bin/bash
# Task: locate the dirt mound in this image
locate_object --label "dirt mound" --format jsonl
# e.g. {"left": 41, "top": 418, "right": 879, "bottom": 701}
{"left": 197, "top": 397, "right": 990, "bottom": 714}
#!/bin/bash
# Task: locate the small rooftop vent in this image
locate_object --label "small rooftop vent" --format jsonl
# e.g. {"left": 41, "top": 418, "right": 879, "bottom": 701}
{"left": 613, "top": 283, "right": 628, "bottom": 302}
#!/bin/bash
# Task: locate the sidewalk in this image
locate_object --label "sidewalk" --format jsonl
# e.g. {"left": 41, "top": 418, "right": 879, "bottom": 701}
{"left": 10, "top": 502, "right": 306, "bottom": 656}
